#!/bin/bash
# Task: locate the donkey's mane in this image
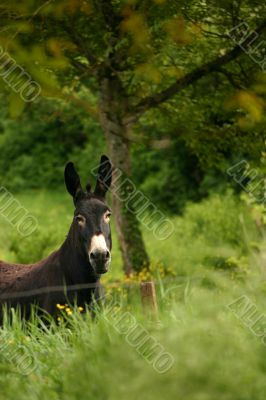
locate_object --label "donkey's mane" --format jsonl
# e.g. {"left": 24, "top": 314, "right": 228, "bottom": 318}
{"left": 0, "top": 155, "right": 112, "bottom": 322}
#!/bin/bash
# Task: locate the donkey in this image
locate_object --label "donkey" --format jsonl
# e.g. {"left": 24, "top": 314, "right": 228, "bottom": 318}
{"left": 0, "top": 155, "right": 112, "bottom": 323}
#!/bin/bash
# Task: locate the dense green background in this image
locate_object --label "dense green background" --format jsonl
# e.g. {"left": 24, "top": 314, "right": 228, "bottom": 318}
{"left": 0, "top": 189, "right": 266, "bottom": 400}
{"left": 0, "top": 0, "right": 265, "bottom": 398}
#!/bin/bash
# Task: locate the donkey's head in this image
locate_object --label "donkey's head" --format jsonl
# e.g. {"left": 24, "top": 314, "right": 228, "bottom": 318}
{"left": 64, "top": 155, "right": 112, "bottom": 275}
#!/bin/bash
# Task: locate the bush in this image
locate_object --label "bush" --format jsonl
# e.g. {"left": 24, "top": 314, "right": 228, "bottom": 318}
{"left": 8, "top": 227, "right": 62, "bottom": 264}
{"left": 182, "top": 190, "right": 256, "bottom": 248}
{"left": 0, "top": 100, "right": 104, "bottom": 191}
{"left": 144, "top": 190, "right": 260, "bottom": 277}
{"left": 131, "top": 140, "right": 203, "bottom": 214}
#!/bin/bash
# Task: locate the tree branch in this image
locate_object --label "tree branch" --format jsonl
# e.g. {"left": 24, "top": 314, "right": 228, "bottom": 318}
{"left": 132, "top": 19, "right": 266, "bottom": 120}
{"left": 66, "top": 25, "right": 98, "bottom": 67}
{"left": 197, "top": 28, "right": 228, "bottom": 39}
{"left": 217, "top": 68, "right": 245, "bottom": 89}
{"left": 96, "top": 0, "right": 121, "bottom": 37}
{"left": 71, "top": 59, "right": 91, "bottom": 75}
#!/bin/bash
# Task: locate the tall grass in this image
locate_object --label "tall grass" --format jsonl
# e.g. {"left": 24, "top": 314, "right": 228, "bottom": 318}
{"left": 0, "top": 190, "right": 265, "bottom": 399}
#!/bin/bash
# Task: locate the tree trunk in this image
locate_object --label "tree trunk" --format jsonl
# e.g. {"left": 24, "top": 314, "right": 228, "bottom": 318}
{"left": 99, "top": 76, "right": 149, "bottom": 275}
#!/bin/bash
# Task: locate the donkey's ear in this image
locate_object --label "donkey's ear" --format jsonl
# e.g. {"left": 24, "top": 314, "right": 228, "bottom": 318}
{"left": 64, "top": 162, "right": 84, "bottom": 202}
{"left": 94, "top": 155, "right": 112, "bottom": 198}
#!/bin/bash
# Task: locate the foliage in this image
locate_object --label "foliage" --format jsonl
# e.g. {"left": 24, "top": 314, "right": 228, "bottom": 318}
{"left": 1, "top": 262, "right": 266, "bottom": 399}
{"left": 0, "top": 0, "right": 264, "bottom": 156}
{"left": 2, "top": 189, "right": 261, "bottom": 276}
{"left": 0, "top": 186, "right": 265, "bottom": 400}
{"left": 0, "top": 0, "right": 264, "bottom": 215}
{"left": 0, "top": 99, "right": 104, "bottom": 190}
{"left": 8, "top": 227, "right": 62, "bottom": 265}
{"left": 182, "top": 191, "right": 251, "bottom": 247}
{"left": 0, "top": 0, "right": 264, "bottom": 394}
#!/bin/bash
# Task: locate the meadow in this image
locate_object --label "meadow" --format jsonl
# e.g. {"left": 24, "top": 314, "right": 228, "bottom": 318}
{"left": 0, "top": 189, "right": 266, "bottom": 400}
{"left": 0, "top": 0, "right": 264, "bottom": 397}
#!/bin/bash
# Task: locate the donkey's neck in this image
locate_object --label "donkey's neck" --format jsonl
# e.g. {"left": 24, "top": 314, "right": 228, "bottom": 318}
{"left": 59, "top": 222, "right": 100, "bottom": 284}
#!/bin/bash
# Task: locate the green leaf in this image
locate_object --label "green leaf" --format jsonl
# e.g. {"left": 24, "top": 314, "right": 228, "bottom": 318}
{"left": 8, "top": 93, "right": 25, "bottom": 118}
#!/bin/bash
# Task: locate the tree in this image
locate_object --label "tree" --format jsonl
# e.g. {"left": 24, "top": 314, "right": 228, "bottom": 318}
{"left": 0, "top": 0, "right": 265, "bottom": 274}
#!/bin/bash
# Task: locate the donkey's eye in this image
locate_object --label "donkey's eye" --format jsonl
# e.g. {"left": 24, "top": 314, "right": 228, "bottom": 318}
{"left": 104, "top": 211, "right": 111, "bottom": 223}
{"left": 75, "top": 214, "right": 86, "bottom": 227}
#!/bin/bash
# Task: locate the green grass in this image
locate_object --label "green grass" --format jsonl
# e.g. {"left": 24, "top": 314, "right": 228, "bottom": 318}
{"left": 0, "top": 189, "right": 259, "bottom": 277}
{"left": 0, "top": 189, "right": 266, "bottom": 399}
{"left": 0, "top": 190, "right": 124, "bottom": 277}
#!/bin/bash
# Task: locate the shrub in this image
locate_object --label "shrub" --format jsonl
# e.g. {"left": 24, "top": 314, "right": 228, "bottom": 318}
{"left": 182, "top": 190, "right": 257, "bottom": 248}
{"left": 0, "top": 100, "right": 104, "bottom": 191}
{"left": 8, "top": 227, "right": 62, "bottom": 264}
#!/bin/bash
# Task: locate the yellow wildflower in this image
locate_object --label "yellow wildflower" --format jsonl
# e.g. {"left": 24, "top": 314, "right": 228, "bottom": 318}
{"left": 56, "top": 304, "right": 65, "bottom": 310}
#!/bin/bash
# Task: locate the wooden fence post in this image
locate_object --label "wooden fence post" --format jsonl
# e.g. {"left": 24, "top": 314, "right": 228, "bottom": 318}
{"left": 140, "top": 281, "right": 158, "bottom": 321}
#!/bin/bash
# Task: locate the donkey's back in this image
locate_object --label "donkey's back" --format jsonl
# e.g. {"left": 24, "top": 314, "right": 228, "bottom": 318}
{"left": 0, "top": 252, "right": 63, "bottom": 320}
{"left": 0, "top": 260, "right": 33, "bottom": 292}
{"left": 0, "top": 155, "right": 113, "bottom": 322}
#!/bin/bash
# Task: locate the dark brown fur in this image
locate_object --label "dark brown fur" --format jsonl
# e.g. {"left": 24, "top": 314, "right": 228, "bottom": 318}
{"left": 0, "top": 155, "right": 112, "bottom": 323}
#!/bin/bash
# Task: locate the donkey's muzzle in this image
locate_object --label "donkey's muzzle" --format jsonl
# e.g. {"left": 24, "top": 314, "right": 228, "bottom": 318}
{"left": 89, "top": 249, "right": 111, "bottom": 274}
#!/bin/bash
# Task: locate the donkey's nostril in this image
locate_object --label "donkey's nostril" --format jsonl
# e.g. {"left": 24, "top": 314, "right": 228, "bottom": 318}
{"left": 90, "top": 250, "right": 110, "bottom": 261}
